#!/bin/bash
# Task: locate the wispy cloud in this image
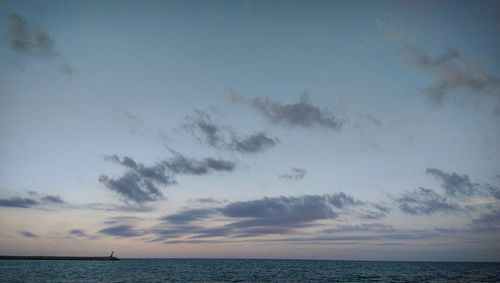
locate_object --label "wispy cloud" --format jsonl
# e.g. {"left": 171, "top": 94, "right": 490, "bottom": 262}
{"left": 0, "top": 197, "right": 38, "bottom": 208}
{"left": 426, "top": 168, "right": 500, "bottom": 199}
{"left": 69, "top": 229, "right": 87, "bottom": 237}
{"left": 401, "top": 45, "right": 500, "bottom": 104}
{"left": 470, "top": 208, "right": 500, "bottom": 230}
{"left": 228, "top": 91, "right": 343, "bottom": 130}
{"left": 4, "top": 13, "right": 74, "bottom": 75}
{"left": 156, "top": 193, "right": 365, "bottom": 239}
{"left": 6, "top": 13, "right": 58, "bottom": 57}
{"left": 160, "top": 208, "right": 217, "bottom": 225}
{"left": 114, "top": 110, "right": 145, "bottom": 136}
{"left": 98, "top": 225, "right": 146, "bottom": 238}
{"left": 184, "top": 110, "right": 278, "bottom": 154}
{"left": 189, "top": 197, "right": 228, "bottom": 205}
{"left": 0, "top": 192, "right": 65, "bottom": 209}
{"left": 393, "top": 187, "right": 462, "bottom": 215}
{"left": 19, "top": 231, "right": 38, "bottom": 238}
{"left": 163, "top": 150, "right": 236, "bottom": 175}
{"left": 279, "top": 167, "right": 307, "bottom": 180}
{"left": 98, "top": 173, "right": 165, "bottom": 204}
{"left": 100, "top": 151, "right": 236, "bottom": 204}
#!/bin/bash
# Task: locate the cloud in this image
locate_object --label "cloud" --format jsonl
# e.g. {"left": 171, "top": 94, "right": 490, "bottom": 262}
{"left": 98, "top": 225, "right": 145, "bottom": 238}
{"left": 185, "top": 110, "right": 225, "bottom": 148}
{"left": 185, "top": 110, "right": 278, "bottom": 154}
{"left": 105, "top": 154, "right": 175, "bottom": 185}
{"left": 69, "top": 229, "right": 87, "bottom": 237}
{"left": 82, "top": 202, "right": 155, "bottom": 212}
{"left": 470, "top": 208, "right": 500, "bottom": 230}
{"left": 4, "top": 13, "right": 75, "bottom": 75}
{"left": 401, "top": 45, "right": 500, "bottom": 103}
{"left": 0, "top": 192, "right": 66, "bottom": 208}
{"left": 230, "top": 132, "right": 278, "bottom": 154}
{"left": 19, "top": 231, "right": 38, "bottom": 238}
{"left": 160, "top": 208, "right": 217, "bottom": 224}
{"left": 148, "top": 226, "right": 203, "bottom": 242}
{"left": 261, "top": 230, "right": 441, "bottom": 244}
{"left": 41, "top": 195, "right": 65, "bottom": 204}
{"left": 159, "top": 193, "right": 364, "bottom": 239}
{"left": 101, "top": 151, "right": 236, "bottom": 204}
{"left": 103, "top": 216, "right": 143, "bottom": 225}
{"left": 357, "top": 204, "right": 391, "bottom": 220}
{"left": 393, "top": 187, "right": 462, "bottom": 215}
{"left": 0, "top": 197, "right": 38, "bottom": 208}
{"left": 99, "top": 173, "right": 165, "bottom": 204}
{"left": 323, "top": 223, "right": 395, "bottom": 233}
{"left": 426, "top": 168, "right": 500, "bottom": 199}
{"left": 5, "top": 13, "right": 57, "bottom": 57}
{"left": 190, "top": 197, "right": 228, "bottom": 205}
{"left": 326, "top": 192, "right": 364, "bottom": 208}
{"left": 114, "top": 110, "right": 144, "bottom": 136}
{"left": 219, "top": 195, "right": 339, "bottom": 227}
{"left": 163, "top": 151, "right": 236, "bottom": 175}
{"left": 228, "top": 91, "right": 343, "bottom": 130}
{"left": 279, "top": 167, "right": 307, "bottom": 180}
{"left": 59, "top": 63, "right": 76, "bottom": 76}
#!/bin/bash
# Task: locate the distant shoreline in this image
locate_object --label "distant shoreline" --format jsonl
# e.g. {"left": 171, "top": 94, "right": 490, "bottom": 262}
{"left": 0, "top": 256, "right": 118, "bottom": 261}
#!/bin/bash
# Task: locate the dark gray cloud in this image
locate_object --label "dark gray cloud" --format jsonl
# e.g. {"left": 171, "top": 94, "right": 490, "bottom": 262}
{"left": 426, "top": 168, "right": 500, "bottom": 199}
{"left": 394, "top": 187, "right": 462, "bottom": 215}
{"left": 101, "top": 152, "right": 235, "bottom": 204}
{"left": 99, "top": 173, "right": 164, "bottom": 204}
{"left": 323, "top": 223, "right": 395, "bottom": 233}
{"left": 229, "top": 92, "right": 343, "bottom": 130}
{"left": 160, "top": 193, "right": 364, "bottom": 239}
{"left": 164, "top": 229, "right": 442, "bottom": 245}
{"left": 327, "top": 192, "right": 364, "bottom": 208}
{"left": 185, "top": 111, "right": 278, "bottom": 154}
{"left": 261, "top": 230, "right": 441, "bottom": 244}
{"left": 229, "top": 132, "right": 278, "bottom": 154}
{"left": 59, "top": 63, "right": 76, "bottom": 76}
{"left": 279, "top": 167, "right": 307, "bottom": 180}
{"left": 190, "top": 197, "right": 228, "bottom": 205}
{"left": 19, "top": 231, "right": 38, "bottom": 238}
{"left": 219, "top": 195, "right": 339, "bottom": 227}
{"left": 83, "top": 203, "right": 154, "bottom": 212}
{"left": 41, "top": 195, "right": 65, "bottom": 204}
{"left": 185, "top": 110, "right": 225, "bottom": 148}
{"left": 105, "top": 155, "right": 175, "bottom": 185}
{"left": 69, "top": 229, "right": 87, "bottom": 237}
{"left": 0, "top": 192, "right": 66, "bottom": 208}
{"left": 373, "top": 204, "right": 391, "bottom": 213}
{"left": 99, "top": 192, "right": 393, "bottom": 243}
{"left": 98, "top": 225, "right": 145, "bottom": 237}
{"left": 358, "top": 204, "right": 391, "bottom": 220}
{"left": 4, "top": 13, "right": 75, "bottom": 75}
{"left": 163, "top": 152, "right": 236, "bottom": 175}
{"left": 115, "top": 110, "right": 144, "bottom": 136}
{"left": 148, "top": 225, "right": 203, "bottom": 242}
{"left": 160, "top": 208, "right": 217, "bottom": 224}
{"left": 6, "top": 13, "right": 57, "bottom": 57}
{"left": 470, "top": 208, "right": 500, "bottom": 230}
{"left": 357, "top": 210, "right": 387, "bottom": 220}
{"left": 0, "top": 197, "right": 38, "bottom": 208}
{"left": 402, "top": 45, "right": 500, "bottom": 103}
{"left": 103, "top": 216, "right": 143, "bottom": 225}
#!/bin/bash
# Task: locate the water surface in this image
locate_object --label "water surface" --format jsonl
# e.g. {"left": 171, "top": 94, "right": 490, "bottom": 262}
{"left": 1, "top": 258, "right": 499, "bottom": 282}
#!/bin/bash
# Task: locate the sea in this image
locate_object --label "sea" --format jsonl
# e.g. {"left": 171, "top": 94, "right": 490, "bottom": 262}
{"left": 0, "top": 259, "right": 499, "bottom": 282}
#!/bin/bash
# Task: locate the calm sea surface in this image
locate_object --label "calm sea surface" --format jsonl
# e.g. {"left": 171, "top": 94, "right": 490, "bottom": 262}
{"left": 0, "top": 259, "right": 499, "bottom": 282}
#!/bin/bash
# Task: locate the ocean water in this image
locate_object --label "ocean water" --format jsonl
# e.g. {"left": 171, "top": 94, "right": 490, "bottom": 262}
{"left": 0, "top": 259, "right": 499, "bottom": 282}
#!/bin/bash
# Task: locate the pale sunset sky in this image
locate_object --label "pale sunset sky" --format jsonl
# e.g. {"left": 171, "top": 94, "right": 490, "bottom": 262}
{"left": 1, "top": 0, "right": 499, "bottom": 261}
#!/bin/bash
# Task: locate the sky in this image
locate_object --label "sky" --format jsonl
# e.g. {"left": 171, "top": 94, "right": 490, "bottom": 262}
{"left": 0, "top": 0, "right": 499, "bottom": 261}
